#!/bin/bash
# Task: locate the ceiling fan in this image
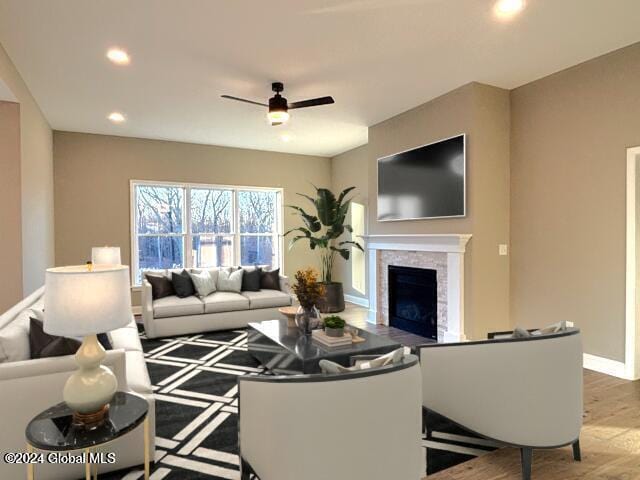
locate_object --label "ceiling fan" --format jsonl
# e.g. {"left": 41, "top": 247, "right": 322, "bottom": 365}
{"left": 221, "top": 82, "right": 335, "bottom": 126}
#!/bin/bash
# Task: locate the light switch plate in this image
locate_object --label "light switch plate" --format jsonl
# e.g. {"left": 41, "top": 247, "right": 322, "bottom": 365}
{"left": 499, "top": 244, "right": 508, "bottom": 256}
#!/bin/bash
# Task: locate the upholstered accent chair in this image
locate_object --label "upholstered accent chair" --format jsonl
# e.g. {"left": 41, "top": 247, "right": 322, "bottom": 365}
{"left": 416, "top": 329, "right": 583, "bottom": 480}
{"left": 238, "top": 355, "right": 424, "bottom": 480}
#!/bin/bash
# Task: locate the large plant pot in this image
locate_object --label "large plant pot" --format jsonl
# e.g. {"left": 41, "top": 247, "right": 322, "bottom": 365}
{"left": 317, "top": 282, "right": 345, "bottom": 313}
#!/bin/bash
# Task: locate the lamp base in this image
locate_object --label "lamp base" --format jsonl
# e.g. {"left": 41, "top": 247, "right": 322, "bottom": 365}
{"left": 72, "top": 404, "right": 110, "bottom": 429}
{"left": 63, "top": 334, "right": 118, "bottom": 420}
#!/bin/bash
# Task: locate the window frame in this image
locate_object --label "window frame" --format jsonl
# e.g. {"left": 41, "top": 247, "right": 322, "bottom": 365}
{"left": 130, "top": 179, "right": 283, "bottom": 287}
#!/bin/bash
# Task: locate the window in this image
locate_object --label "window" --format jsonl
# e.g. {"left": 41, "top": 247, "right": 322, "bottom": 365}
{"left": 351, "top": 202, "right": 366, "bottom": 295}
{"left": 131, "top": 181, "right": 282, "bottom": 285}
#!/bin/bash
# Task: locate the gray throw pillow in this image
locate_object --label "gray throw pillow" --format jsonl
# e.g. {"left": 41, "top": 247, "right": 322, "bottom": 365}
{"left": 512, "top": 327, "right": 531, "bottom": 338}
{"left": 190, "top": 269, "right": 216, "bottom": 297}
{"left": 217, "top": 269, "right": 244, "bottom": 293}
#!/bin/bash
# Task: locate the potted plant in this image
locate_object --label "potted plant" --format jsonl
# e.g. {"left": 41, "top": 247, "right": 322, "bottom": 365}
{"left": 291, "top": 267, "right": 325, "bottom": 334}
{"left": 285, "top": 186, "right": 364, "bottom": 313}
{"left": 324, "top": 315, "right": 346, "bottom": 337}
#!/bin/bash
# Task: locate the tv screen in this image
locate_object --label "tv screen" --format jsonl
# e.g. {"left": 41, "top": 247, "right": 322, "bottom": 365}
{"left": 377, "top": 134, "right": 465, "bottom": 221}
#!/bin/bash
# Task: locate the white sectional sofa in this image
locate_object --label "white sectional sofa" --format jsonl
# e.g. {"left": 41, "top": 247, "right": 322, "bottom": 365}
{"left": 141, "top": 268, "right": 294, "bottom": 339}
{"left": 0, "top": 287, "right": 155, "bottom": 480}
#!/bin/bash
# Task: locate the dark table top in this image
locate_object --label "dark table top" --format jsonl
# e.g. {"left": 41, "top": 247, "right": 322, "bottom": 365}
{"left": 25, "top": 391, "right": 148, "bottom": 451}
{"left": 248, "top": 319, "right": 402, "bottom": 361}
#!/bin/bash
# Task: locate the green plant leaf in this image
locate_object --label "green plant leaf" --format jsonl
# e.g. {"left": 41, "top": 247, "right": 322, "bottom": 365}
{"left": 337, "top": 186, "right": 356, "bottom": 207}
{"left": 330, "top": 246, "right": 350, "bottom": 260}
{"left": 315, "top": 188, "right": 338, "bottom": 226}
{"left": 284, "top": 227, "right": 311, "bottom": 237}
{"left": 296, "top": 193, "right": 317, "bottom": 205}
{"left": 286, "top": 205, "right": 321, "bottom": 232}
{"left": 339, "top": 240, "right": 364, "bottom": 252}
{"left": 288, "top": 235, "right": 309, "bottom": 250}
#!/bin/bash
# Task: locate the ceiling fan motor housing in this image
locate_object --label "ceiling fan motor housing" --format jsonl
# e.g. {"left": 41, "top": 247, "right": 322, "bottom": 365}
{"left": 269, "top": 94, "right": 288, "bottom": 113}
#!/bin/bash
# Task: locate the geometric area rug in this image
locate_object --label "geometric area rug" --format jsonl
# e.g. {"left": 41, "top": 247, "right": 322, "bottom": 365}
{"left": 102, "top": 328, "right": 497, "bottom": 479}
{"left": 103, "top": 328, "right": 261, "bottom": 479}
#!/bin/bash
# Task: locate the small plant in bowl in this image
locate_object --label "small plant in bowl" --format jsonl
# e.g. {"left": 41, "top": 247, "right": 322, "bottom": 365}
{"left": 324, "top": 315, "right": 346, "bottom": 337}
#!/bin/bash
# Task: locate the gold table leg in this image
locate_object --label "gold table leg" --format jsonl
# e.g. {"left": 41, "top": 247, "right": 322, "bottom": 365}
{"left": 26, "top": 444, "right": 34, "bottom": 480}
{"left": 144, "top": 417, "right": 150, "bottom": 480}
{"left": 85, "top": 448, "right": 91, "bottom": 480}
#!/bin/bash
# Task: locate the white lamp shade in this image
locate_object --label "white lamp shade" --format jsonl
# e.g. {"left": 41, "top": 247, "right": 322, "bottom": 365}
{"left": 44, "top": 265, "right": 132, "bottom": 336}
{"left": 92, "top": 246, "right": 121, "bottom": 265}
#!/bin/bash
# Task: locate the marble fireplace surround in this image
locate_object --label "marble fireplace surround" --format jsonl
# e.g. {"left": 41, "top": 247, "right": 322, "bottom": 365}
{"left": 361, "top": 234, "right": 472, "bottom": 343}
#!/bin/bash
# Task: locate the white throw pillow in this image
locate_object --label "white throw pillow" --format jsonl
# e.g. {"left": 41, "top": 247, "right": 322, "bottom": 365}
{"left": 217, "top": 268, "right": 244, "bottom": 293}
{"left": 319, "top": 347, "right": 405, "bottom": 374}
{"left": 189, "top": 270, "right": 216, "bottom": 297}
{"left": 0, "top": 310, "right": 32, "bottom": 363}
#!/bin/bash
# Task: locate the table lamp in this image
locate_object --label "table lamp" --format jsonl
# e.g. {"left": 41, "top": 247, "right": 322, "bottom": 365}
{"left": 44, "top": 264, "right": 131, "bottom": 428}
{"left": 91, "top": 246, "right": 121, "bottom": 266}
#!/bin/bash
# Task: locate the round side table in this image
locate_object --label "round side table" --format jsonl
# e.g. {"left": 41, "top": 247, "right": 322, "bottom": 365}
{"left": 279, "top": 306, "right": 299, "bottom": 328}
{"left": 25, "top": 391, "right": 150, "bottom": 480}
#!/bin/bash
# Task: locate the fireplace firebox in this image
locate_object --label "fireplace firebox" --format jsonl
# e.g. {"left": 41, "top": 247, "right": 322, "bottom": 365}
{"left": 388, "top": 265, "right": 437, "bottom": 340}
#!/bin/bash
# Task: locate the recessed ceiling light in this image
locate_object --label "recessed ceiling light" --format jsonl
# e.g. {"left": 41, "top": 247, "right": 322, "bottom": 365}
{"left": 106, "top": 48, "right": 130, "bottom": 65}
{"left": 281, "top": 133, "right": 292, "bottom": 142}
{"left": 108, "top": 112, "right": 126, "bottom": 123}
{"left": 494, "top": 0, "right": 525, "bottom": 19}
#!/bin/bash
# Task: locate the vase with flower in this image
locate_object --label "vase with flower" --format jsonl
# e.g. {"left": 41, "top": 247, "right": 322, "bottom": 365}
{"left": 292, "top": 268, "right": 325, "bottom": 334}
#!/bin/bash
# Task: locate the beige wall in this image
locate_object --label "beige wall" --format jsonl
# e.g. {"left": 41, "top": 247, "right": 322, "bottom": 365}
{"left": 0, "top": 42, "right": 54, "bottom": 297}
{"left": 53, "top": 132, "right": 331, "bottom": 305}
{"left": 330, "top": 144, "right": 369, "bottom": 300}
{"left": 367, "top": 82, "right": 511, "bottom": 339}
{"left": 510, "top": 42, "right": 640, "bottom": 362}
{"left": 0, "top": 101, "right": 22, "bottom": 312}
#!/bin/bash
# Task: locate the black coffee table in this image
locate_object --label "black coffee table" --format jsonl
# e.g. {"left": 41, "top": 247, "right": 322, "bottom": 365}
{"left": 248, "top": 319, "right": 402, "bottom": 374}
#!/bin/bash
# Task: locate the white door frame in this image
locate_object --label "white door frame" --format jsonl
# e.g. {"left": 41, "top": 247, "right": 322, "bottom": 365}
{"left": 625, "top": 146, "right": 640, "bottom": 380}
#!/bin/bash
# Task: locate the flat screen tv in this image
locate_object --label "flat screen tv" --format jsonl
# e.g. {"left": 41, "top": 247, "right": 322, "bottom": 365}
{"left": 377, "top": 134, "right": 465, "bottom": 221}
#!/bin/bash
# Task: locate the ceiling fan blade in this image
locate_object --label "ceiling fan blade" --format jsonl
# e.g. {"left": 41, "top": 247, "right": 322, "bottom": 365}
{"left": 221, "top": 95, "right": 268, "bottom": 107}
{"left": 288, "top": 96, "right": 335, "bottom": 109}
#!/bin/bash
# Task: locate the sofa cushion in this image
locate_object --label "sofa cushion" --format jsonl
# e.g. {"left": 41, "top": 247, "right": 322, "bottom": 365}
{"left": 203, "top": 291, "right": 250, "bottom": 314}
{"left": 0, "top": 310, "right": 31, "bottom": 363}
{"left": 242, "top": 289, "right": 292, "bottom": 309}
{"left": 124, "top": 350, "right": 153, "bottom": 394}
{"left": 153, "top": 295, "right": 204, "bottom": 318}
{"left": 109, "top": 326, "right": 143, "bottom": 352}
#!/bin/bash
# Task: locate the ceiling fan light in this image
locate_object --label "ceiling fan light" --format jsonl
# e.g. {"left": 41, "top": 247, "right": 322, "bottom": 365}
{"left": 267, "top": 110, "right": 289, "bottom": 125}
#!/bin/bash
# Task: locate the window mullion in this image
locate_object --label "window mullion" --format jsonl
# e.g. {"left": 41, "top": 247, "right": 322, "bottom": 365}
{"left": 233, "top": 189, "right": 241, "bottom": 266}
{"left": 184, "top": 185, "right": 192, "bottom": 269}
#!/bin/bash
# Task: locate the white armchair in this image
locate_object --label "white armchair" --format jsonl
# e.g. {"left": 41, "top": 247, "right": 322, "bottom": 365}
{"left": 238, "top": 355, "right": 424, "bottom": 480}
{"left": 416, "top": 330, "right": 583, "bottom": 480}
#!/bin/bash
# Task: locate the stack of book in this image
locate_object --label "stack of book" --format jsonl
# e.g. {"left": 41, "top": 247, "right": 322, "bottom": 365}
{"left": 311, "top": 330, "right": 353, "bottom": 348}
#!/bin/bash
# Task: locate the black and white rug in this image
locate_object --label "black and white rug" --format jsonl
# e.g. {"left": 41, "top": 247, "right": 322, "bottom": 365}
{"left": 104, "top": 328, "right": 497, "bottom": 479}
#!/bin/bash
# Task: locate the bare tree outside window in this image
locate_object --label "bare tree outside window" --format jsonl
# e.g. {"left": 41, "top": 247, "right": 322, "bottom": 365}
{"left": 239, "top": 190, "right": 279, "bottom": 266}
{"left": 131, "top": 182, "right": 282, "bottom": 285}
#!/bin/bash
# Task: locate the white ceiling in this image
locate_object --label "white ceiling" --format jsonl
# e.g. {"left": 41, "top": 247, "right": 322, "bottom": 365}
{"left": 1, "top": 0, "right": 639, "bottom": 157}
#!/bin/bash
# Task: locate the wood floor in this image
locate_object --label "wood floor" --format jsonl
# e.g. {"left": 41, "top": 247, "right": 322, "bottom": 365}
{"left": 342, "top": 303, "right": 640, "bottom": 479}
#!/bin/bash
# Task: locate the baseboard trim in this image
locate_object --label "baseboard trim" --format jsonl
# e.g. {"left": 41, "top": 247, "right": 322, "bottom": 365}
{"left": 344, "top": 294, "right": 369, "bottom": 308}
{"left": 583, "top": 353, "right": 630, "bottom": 379}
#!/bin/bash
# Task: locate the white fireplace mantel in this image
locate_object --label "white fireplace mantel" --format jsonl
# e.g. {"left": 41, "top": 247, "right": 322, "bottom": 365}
{"left": 361, "top": 234, "right": 472, "bottom": 342}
